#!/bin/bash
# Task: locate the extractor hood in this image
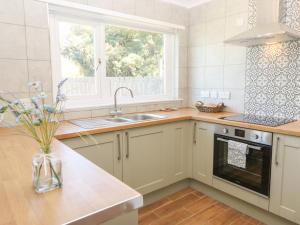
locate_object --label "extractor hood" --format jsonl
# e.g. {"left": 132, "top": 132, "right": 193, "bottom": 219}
{"left": 225, "top": 0, "right": 300, "bottom": 46}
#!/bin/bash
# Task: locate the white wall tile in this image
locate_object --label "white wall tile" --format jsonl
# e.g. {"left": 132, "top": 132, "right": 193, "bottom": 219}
{"left": 224, "top": 44, "right": 246, "bottom": 65}
{"left": 0, "top": 0, "right": 24, "bottom": 25}
{"left": 154, "top": 0, "right": 172, "bottom": 22}
{"left": 0, "top": 23, "right": 27, "bottom": 59}
{"left": 189, "top": 5, "right": 206, "bottom": 25}
{"left": 0, "top": 59, "right": 28, "bottom": 92}
{"left": 28, "top": 60, "right": 52, "bottom": 92}
{"left": 226, "top": 0, "right": 249, "bottom": 16}
{"left": 225, "top": 12, "right": 248, "bottom": 39}
{"left": 222, "top": 89, "right": 244, "bottom": 112}
{"left": 122, "top": 105, "right": 138, "bottom": 114}
{"left": 135, "top": 0, "right": 155, "bottom": 19}
{"left": 178, "top": 29, "right": 188, "bottom": 47}
{"left": 179, "top": 47, "right": 188, "bottom": 67}
{"left": 88, "top": 0, "right": 113, "bottom": 9}
{"left": 189, "top": 67, "right": 205, "bottom": 88}
{"left": 24, "top": 0, "right": 48, "bottom": 28}
{"left": 189, "top": 23, "right": 206, "bottom": 47}
{"left": 26, "top": 27, "right": 50, "bottom": 60}
{"left": 224, "top": 65, "right": 246, "bottom": 89}
{"left": 178, "top": 67, "right": 188, "bottom": 88}
{"left": 206, "top": 0, "right": 226, "bottom": 21}
{"left": 188, "top": 46, "right": 206, "bottom": 67}
{"left": 204, "top": 66, "right": 223, "bottom": 88}
{"left": 64, "top": 110, "right": 92, "bottom": 120}
{"left": 91, "top": 108, "right": 110, "bottom": 117}
{"left": 206, "top": 43, "right": 224, "bottom": 66}
{"left": 171, "top": 5, "right": 188, "bottom": 26}
{"left": 113, "top": 0, "right": 135, "bottom": 14}
{"left": 206, "top": 18, "right": 225, "bottom": 44}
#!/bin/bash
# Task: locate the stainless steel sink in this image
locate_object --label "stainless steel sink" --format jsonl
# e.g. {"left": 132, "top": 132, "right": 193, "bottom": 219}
{"left": 105, "top": 117, "right": 135, "bottom": 123}
{"left": 123, "top": 114, "right": 167, "bottom": 121}
{"left": 70, "top": 113, "right": 167, "bottom": 129}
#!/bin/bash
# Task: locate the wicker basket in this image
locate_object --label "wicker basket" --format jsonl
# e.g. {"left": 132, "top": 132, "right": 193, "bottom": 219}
{"left": 195, "top": 101, "right": 225, "bottom": 113}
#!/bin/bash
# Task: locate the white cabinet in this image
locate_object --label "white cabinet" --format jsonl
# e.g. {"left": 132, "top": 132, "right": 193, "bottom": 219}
{"left": 192, "top": 122, "right": 214, "bottom": 186}
{"left": 270, "top": 134, "right": 300, "bottom": 224}
{"left": 122, "top": 125, "right": 167, "bottom": 195}
{"left": 62, "top": 132, "right": 122, "bottom": 180}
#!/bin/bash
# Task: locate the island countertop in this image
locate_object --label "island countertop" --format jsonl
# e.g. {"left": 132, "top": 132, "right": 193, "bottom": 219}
{"left": 0, "top": 129, "right": 142, "bottom": 225}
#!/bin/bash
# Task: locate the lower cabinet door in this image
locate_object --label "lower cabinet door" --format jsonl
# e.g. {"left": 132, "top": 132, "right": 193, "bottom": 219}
{"left": 269, "top": 134, "right": 300, "bottom": 224}
{"left": 192, "top": 122, "right": 214, "bottom": 186}
{"left": 166, "top": 122, "right": 189, "bottom": 183}
{"left": 73, "top": 133, "right": 122, "bottom": 180}
{"left": 122, "top": 126, "right": 167, "bottom": 195}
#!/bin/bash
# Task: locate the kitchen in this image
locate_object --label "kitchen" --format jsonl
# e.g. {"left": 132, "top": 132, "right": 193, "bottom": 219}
{"left": 0, "top": 0, "right": 300, "bottom": 225}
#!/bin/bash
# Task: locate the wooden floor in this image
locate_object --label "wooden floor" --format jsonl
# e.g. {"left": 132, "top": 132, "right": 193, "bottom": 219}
{"left": 138, "top": 188, "right": 265, "bottom": 225}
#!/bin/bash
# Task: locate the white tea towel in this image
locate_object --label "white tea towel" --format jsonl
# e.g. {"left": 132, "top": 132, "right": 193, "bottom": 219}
{"left": 227, "top": 140, "right": 248, "bottom": 169}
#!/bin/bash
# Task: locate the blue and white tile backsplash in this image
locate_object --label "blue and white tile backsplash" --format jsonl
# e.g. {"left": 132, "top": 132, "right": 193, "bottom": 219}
{"left": 244, "top": 0, "right": 300, "bottom": 119}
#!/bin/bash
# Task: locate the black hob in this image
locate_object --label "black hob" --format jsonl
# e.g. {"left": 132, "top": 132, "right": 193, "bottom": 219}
{"left": 222, "top": 114, "right": 296, "bottom": 127}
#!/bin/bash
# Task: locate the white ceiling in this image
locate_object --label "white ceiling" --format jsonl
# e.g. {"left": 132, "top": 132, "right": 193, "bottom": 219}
{"left": 162, "top": 0, "right": 212, "bottom": 8}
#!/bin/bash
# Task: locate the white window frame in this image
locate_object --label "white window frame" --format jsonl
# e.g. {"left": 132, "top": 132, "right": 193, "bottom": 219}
{"left": 50, "top": 14, "right": 179, "bottom": 109}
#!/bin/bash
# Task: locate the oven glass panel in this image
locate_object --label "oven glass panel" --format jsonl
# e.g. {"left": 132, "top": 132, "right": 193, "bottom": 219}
{"left": 213, "top": 135, "right": 271, "bottom": 196}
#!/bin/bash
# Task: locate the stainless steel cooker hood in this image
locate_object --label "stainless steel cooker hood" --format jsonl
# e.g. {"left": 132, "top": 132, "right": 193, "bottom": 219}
{"left": 225, "top": 0, "right": 300, "bottom": 46}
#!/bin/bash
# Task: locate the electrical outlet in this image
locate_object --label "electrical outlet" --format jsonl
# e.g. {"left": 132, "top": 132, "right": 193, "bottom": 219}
{"left": 218, "top": 91, "right": 231, "bottom": 99}
{"left": 200, "top": 90, "right": 210, "bottom": 98}
{"left": 210, "top": 91, "right": 218, "bottom": 99}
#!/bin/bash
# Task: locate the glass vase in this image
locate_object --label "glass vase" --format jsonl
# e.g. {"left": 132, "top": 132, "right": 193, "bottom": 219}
{"left": 32, "top": 152, "right": 62, "bottom": 193}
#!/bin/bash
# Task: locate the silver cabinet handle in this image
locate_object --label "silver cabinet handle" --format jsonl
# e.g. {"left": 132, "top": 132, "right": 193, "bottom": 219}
{"left": 275, "top": 136, "right": 280, "bottom": 165}
{"left": 193, "top": 122, "right": 197, "bottom": 144}
{"left": 117, "top": 134, "right": 121, "bottom": 161}
{"left": 125, "top": 132, "right": 129, "bottom": 159}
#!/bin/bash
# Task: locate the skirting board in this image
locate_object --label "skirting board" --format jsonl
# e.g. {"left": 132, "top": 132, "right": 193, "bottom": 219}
{"left": 142, "top": 179, "right": 296, "bottom": 225}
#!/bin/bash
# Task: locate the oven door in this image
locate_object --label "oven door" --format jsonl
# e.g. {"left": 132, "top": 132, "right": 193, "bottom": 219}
{"left": 213, "top": 134, "right": 272, "bottom": 197}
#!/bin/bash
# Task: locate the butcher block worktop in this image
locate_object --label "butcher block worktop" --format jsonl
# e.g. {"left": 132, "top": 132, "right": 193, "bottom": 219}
{"left": 56, "top": 108, "right": 300, "bottom": 140}
{"left": 0, "top": 129, "right": 142, "bottom": 225}
{"left": 2, "top": 107, "right": 300, "bottom": 225}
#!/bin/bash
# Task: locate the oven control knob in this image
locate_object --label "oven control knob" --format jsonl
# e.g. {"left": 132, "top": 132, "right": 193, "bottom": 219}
{"left": 223, "top": 128, "right": 229, "bottom": 134}
{"left": 252, "top": 134, "right": 260, "bottom": 140}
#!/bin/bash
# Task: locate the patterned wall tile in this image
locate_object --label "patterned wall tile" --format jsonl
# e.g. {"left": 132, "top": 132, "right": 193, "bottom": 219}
{"left": 244, "top": 0, "right": 300, "bottom": 119}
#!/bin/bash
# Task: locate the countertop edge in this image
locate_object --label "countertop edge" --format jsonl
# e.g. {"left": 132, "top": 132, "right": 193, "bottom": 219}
{"left": 64, "top": 194, "right": 143, "bottom": 225}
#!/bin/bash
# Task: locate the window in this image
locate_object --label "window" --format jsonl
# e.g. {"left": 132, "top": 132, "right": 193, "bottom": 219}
{"left": 50, "top": 16, "right": 178, "bottom": 109}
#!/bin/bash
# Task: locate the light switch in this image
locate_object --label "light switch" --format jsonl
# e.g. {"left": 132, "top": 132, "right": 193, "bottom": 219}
{"left": 200, "top": 90, "right": 210, "bottom": 98}
{"left": 218, "top": 91, "right": 231, "bottom": 99}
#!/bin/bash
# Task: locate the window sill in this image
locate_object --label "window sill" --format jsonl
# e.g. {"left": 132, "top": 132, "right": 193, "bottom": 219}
{"left": 63, "top": 98, "right": 184, "bottom": 113}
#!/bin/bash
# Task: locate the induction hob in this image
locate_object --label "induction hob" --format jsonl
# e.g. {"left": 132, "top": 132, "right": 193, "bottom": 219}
{"left": 222, "top": 114, "right": 296, "bottom": 127}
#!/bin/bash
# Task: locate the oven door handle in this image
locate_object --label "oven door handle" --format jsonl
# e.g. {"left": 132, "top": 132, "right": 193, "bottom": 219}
{"left": 217, "top": 137, "right": 262, "bottom": 151}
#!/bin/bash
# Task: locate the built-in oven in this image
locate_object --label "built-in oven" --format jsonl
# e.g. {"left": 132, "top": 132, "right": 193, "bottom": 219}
{"left": 213, "top": 125, "right": 273, "bottom": 197}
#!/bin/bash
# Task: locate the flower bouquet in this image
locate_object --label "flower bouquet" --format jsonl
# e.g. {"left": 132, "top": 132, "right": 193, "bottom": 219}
{"left": 0, "top": 79, "right": 67, "bottom": 193}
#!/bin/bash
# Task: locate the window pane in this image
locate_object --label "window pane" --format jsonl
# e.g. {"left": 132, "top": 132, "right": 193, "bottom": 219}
{"left": 59, "top": 21, "right": 97, "bottom": 96}
{"left": 105, "top": 25, "right": 165, "bottom": 96}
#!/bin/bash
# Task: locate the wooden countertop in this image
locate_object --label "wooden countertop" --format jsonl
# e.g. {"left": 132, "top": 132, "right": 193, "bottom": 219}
{"left": 56, "top": 108, "right": 300, "bottom": 140}
{"left": 2, "top": 108, "right": 300, "bottom": 225}
{"left": 0, "top": 129, "right": 142, "bottom": 225}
